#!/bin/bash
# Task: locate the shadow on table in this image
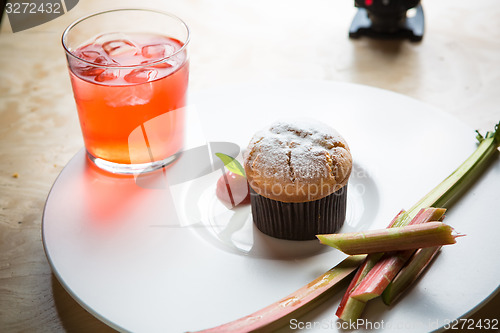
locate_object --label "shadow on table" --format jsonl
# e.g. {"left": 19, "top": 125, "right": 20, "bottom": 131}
{"left": 52, "top": 275, "right": 117, "bottom": 333}
{"left": 348, "top": 38, "right": 423, "bottom": 92}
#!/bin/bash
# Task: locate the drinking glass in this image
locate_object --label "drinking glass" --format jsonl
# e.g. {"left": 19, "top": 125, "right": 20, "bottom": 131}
{"left": 62, "top": 9, "right": 190, "bottom": 174}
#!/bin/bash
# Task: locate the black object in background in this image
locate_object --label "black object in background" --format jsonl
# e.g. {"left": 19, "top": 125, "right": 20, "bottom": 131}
{"left": 349, "top": 0, "right": 424, "bottom": 41}
{"left": 0, "top": 0, "right": 7, "bottom": 26}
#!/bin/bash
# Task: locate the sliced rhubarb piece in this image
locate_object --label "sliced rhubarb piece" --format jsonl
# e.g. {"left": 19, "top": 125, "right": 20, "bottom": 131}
{"left": 335, "top": 209, "right": 407, "bottom": 322}
{"left": 349, "top": 250, "right": 415, "bottom": 302}
{"left": 381, "top": 246, "right": 441, "bottom": 305}
{"left": 346, "top": 208, "right": 448, "bottom": 303}
{"left": 335, "top": 207, "right": 445, "bottom": 321}
{"left": 335, "top": 254, "right": 380, "bottom": 322}
{"left": 189, "top": 255, "right": 366, "bottom": 333}
{"left": 317, "top": 222, "right": 459, "bottom": 255}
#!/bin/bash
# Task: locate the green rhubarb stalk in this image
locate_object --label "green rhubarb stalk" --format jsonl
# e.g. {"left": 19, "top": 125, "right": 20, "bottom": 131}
{"left": 395, "top": 122, "right": 500, "bottom": 226}
{"left": 317, "top": 222, "right": 460, "bottom": 255}
{"left": 382, "top": 246, "right": 441, "bottom": 305}
{"left": 189, "top": 255, "right": 366, "bottom": 333}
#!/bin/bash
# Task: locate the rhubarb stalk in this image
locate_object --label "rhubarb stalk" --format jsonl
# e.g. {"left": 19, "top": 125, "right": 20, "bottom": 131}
{"left": 340, "top": 208, "right": 447, "bottom": 307}
{"left": 334, "top": 254, "right": 379, "bottom": 322}
{"left": 335, "top": 209, "right": 407, "bottom": 321}
{"left": 317, "top": 222, "right": 459, "bottom": 255}
{"left": 395, "top": 123, "right": 500, "bottom": 226}
{"left": 381, "top": 246, "right": 441, "bottom": 305}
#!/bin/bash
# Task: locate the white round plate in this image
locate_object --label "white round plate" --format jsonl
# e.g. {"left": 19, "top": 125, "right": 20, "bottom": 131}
{"left": 43, "top": 80, "right": 500, "bottom": 333}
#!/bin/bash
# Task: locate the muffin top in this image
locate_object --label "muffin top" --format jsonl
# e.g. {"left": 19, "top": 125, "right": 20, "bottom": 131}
{"left": 244, "top": 119, "right": 352, "bottom": 203}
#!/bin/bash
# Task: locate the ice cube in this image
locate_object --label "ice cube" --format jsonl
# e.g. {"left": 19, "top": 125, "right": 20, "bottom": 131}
{"left": 124, "top": 68, "right": 158, "bottom": 84}
{"left": 95, "top": 70, "right": 119, "bottom": 82}
{"left": 75, "top": 48, "right": 107, "bottom": 63}
{"left": 140, "top": 60, "right": 172, "bottom": 69}
{"left": 93, "top": 32, "right": 129, "bottom": 45}
{"left": 72, "top": 53, "right": 112, "bottom": 77}
{"left": 102, "top": 39, "right": 139, "bottom": 58}
{"left": 71, "top": 58, "right": 101, "bottom": 75}
{"left": 80, "top": 50, "right": 101, "bottom": 61}
{"left": 77, "top": 66, "right": 105, "bottom": 76}
{"left": 93, "top": 55, "right": 110, "bottom": 65}
{"left": 105, "top": 85, "right": 153, "bottom": 107}
{"left": 141, "top": 43, "right": 175, "bottom": 59}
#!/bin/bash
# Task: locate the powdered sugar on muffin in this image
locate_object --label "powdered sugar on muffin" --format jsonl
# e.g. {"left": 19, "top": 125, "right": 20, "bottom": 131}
{"left": 244, "top": 119, "right": 352, "bottom": 203}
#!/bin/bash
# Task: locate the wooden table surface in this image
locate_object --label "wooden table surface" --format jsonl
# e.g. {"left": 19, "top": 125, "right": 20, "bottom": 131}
{"left": 1, "top": 0, "right": 499, "bottom": 332}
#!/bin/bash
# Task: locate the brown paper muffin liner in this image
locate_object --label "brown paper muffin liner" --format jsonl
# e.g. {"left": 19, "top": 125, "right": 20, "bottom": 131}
{"left": 249, "top": 185, "right": 348, "bottom": 240}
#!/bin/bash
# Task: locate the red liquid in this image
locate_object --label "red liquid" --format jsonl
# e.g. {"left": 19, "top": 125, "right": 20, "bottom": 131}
{"left": 68, "top": 33, "right": 189, "bottom": 165}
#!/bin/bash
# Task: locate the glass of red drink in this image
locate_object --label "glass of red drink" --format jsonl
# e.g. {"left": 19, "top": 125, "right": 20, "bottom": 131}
{"left": 62, "top": 9, "right": 190, "bottom": 174}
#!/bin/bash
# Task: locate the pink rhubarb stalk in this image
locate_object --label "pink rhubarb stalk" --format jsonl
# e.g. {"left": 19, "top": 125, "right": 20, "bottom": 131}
{"left": 335, "top": 209, "right": 408, "bottom": 321}
{"left": 381, "top": 245, "right": 442, "bottom": 305}
{"left": 350, "top": 250, "right": 415, "bottom": 302}
{"left": 336, "top": 209, "right": 406, "bottom": 321}
{"left": 335, "top": 253, "right": 380, "bottom": 321}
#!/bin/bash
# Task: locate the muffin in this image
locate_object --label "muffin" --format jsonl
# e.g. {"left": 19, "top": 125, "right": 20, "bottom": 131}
{"left": 243, "top": 119, "right": 352, "bottom": 240}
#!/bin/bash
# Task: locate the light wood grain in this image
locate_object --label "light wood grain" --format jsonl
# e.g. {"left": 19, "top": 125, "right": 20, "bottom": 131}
{"left": 1, "top": 0, "right": 499, "bottom": 332}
